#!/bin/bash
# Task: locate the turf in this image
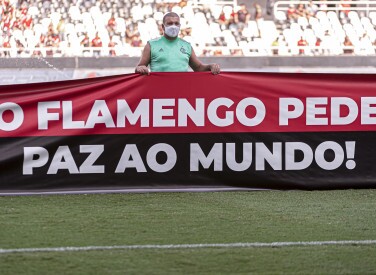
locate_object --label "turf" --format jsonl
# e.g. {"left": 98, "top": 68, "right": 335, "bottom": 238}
{"left": 1, "top": 190, "right": 376, "bottom": 274}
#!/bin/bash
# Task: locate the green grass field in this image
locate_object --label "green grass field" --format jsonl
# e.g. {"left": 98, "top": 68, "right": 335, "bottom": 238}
{"left": 1, "top": 190, "right": 376, "bottom": 274}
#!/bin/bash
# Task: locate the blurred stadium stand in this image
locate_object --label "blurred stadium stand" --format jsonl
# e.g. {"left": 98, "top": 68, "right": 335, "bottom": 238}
{"left": 1, "top": 0, "right": 376, "bottom": 58}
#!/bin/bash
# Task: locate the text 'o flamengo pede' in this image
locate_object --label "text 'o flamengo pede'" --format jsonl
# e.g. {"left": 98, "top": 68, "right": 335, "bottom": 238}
{"left": 1, "top": 96, "right": 376, "bottom": 132}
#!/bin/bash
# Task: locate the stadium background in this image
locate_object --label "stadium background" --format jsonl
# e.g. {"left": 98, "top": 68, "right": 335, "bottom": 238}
{"left": 1, "top": 0, "right": 376, "bottom": 84}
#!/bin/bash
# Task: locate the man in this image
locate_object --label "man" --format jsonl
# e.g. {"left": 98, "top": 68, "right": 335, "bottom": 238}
{"left": 135, "top": 12, "right": 220, "bottom": 75}
{"left": 234, "top": 3, "right": 251, "bottom": 28}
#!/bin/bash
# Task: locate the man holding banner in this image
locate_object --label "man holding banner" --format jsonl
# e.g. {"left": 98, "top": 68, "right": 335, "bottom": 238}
{"left": 135, "top": 12, "right": 220, "bottom": 75}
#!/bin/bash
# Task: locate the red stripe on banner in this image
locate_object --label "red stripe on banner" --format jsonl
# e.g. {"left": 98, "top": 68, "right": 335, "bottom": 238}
{"left": 1, "top": 72, "right": 376, "bottom": 137}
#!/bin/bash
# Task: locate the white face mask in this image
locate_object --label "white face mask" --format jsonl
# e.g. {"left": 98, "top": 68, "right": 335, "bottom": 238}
{"left": 164, "top": 25, "right": 180, "bottom": 38}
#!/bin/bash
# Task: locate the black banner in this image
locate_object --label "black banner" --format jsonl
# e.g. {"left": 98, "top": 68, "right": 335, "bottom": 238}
{"left": 1, "top": 132, "right": 374, "bottom": 191}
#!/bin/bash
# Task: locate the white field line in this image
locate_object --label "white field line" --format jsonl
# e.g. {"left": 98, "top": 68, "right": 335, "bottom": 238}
{"left": 0, "top": 187, "right": 263, "bottom": 196}
{"left": 1, "top": 240, "right": 376, "bottom": 254}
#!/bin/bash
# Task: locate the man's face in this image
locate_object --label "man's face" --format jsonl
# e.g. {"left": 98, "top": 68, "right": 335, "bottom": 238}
{"left": 163, "top": 16, "right": 181, "bottom": 31}
{"left": 162, "top": 16, "right": 181, "bottom": 38}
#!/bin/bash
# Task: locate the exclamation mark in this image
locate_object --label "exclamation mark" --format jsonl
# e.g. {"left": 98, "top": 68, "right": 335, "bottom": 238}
{"left": 345, "top": 141, "right": 356, "bottom": 170}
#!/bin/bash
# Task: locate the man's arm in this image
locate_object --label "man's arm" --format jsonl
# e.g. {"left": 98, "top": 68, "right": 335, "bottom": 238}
{"left": 189, "top": 48, "right": 220, "bottom": 75}
{"left": 135, "top": 43, "right": 151, "bottom": 75}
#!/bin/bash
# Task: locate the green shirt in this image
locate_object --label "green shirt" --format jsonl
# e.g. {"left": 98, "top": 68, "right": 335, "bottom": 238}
{"left": 149, "top": 36, "right": 192, "bottom": 72}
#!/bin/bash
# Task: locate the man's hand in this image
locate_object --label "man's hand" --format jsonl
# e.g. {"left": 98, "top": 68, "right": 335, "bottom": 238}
{"left": 210, "top": 64, "right": 220, "bottom": 75}
{"left": 135, "top": 65, "right": 150, "bottom": 75}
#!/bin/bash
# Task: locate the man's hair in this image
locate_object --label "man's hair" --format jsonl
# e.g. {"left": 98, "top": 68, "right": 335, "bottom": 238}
{"left": 163, "top": 12, "right": 180, "bottom": 24}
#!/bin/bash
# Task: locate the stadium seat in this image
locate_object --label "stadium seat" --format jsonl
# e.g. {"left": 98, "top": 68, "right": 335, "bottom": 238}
{"left": 145, "top": 18, "right": 159, "bottom": 39}
{"left": 171, "top": 6, "right": 182, "bottom": 16}
{"left": 142, "top": 5, "right": 153, "bottom": 16}
{"left": 258, "top": 21, "right": 278, "bottom": 45}
{"left": 369, "top": 12, "right": 376, "bottom": 25}
{"left": 209, "top": 22, "right": 223, "bottom": 38}
{"left": 222, "top": 6, "right": 233, "bottom": 20}
{"left": 75, "top": 23, "right": 86, "bottom": 34}
{"left": 69, "top": 6, "right": 81, "bottom": 21}
{"left": 247, "top": 21, "right": 260, "bottom": 38}
{"left": 40, "top": 17, "right": 52, "bottom": 30}
{"left": 131, "top": 5, "right": 144, "bottom": 21}
{"left": 182, "top": 6, "right": 194, "bottom": 19}
{"left": 64, "top": 23, "right": 75, "bottom": 34}
{"left": 222, "top": 30, "right": 238, "bottom": 47}
{"left": 210, "top": 5, "right": 223, "bottom": 19}
{"left": 303, "top": 28, "right": 317, "bottom": 46}
{"left": 102, "top": 12, "right": 112, "bottom": 23}
{"left": 298, "top": 16, "right": 309, "bottom": 29}
{"left": 28, "top": 6, "right": 39, "bottom": 17}
{"left": 308, "top": 16, "right": 318, "bottom": 27}
{"left": 275, "top": 11, "right": 287, "bottom": 22}
{"left": 115, "top": 18, "right": 126, "bottom": 34}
